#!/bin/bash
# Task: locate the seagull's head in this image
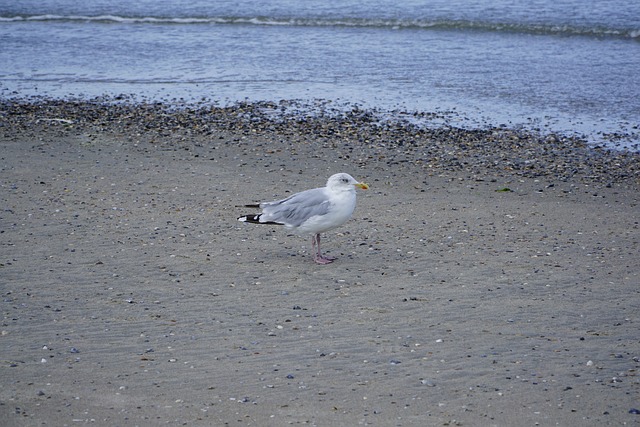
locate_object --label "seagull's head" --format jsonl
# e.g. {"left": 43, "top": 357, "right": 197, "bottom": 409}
{"left": 327, "top": 173, "right": 369, "bottom": 192}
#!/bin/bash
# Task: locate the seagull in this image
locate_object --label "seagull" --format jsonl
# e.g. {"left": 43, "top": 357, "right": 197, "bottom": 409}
{"left": 238, "top": 173, "right": 369, "bottom": 264}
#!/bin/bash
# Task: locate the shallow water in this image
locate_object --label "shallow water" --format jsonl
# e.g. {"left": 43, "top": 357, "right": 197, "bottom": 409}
{"left": 1, "top": 0, "right": 639, "bottom": 149}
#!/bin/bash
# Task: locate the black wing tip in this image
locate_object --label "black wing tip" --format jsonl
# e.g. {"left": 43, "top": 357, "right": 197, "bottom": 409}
{"left": 238, "top": 214, "right": 282, "bottom": 226}
{"left": 238, "top": 214, "right": 261, "bottom": 223}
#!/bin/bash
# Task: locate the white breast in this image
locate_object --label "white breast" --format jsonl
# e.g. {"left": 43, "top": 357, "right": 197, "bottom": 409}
{"left": 295, "top": 190, "right": 357, "bottom": 235}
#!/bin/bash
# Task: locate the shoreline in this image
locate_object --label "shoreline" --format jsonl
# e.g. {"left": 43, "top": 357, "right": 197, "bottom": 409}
{"left": 1, "top": 97, "right": 639, "bottom": 426}
{"left": 2, "top": 97, "right": 639, "bottom": 186}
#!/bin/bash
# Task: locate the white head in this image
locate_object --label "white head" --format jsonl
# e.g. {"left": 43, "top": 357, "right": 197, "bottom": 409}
{"left": 326, "top": 173, "right": 369, "bottom": 192}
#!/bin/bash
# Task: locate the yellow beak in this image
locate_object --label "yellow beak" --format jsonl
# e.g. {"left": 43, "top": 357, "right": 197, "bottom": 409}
{"left": 355, "top": 182, "right": 369, "bottom": 190}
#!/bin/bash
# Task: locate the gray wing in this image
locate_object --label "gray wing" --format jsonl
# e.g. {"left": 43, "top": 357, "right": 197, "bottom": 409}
{"left": 260, "top": 188, "right": 331, "bottom": 227}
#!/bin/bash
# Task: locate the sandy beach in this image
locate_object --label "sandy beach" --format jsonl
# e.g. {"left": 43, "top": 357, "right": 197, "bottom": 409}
{"left": 1, "top": 100, "right": 639, "bottom": 426}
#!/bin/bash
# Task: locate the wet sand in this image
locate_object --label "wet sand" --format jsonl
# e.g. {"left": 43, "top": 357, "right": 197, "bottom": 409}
{"left": 1, "top": 100, "right": 639, "bottom": 426}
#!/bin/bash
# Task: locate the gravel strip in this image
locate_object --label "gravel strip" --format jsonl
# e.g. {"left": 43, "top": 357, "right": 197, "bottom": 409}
{"left": 2, "top": 97, "right": 638, "bottom": 186}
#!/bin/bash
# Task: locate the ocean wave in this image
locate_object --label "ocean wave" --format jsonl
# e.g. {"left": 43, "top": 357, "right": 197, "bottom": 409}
{"left": 1, "top": 14, "right": 638, "bottom": 40}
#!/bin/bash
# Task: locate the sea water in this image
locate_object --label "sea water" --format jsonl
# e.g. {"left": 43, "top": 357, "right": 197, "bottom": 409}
{"left": 1, "top": 0, "right": 638, "bottom": 148}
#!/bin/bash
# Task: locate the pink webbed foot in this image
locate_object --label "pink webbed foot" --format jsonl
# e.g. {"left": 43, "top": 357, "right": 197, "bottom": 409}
{"left": 311, "top": 234, "right": 336, "bottom": 265}
{"left": 313, "top": 254, "right": 336, "bottom": 265}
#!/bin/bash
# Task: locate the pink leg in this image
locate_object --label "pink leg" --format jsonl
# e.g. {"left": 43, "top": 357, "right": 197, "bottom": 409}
{"left": 311, "top": 234, "right": 335, "bottom": 264}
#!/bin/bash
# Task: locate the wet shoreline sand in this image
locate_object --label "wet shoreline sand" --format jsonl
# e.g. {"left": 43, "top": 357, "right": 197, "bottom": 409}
{"left": 1, "top": 99, "right": 639, "bottom": 426}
